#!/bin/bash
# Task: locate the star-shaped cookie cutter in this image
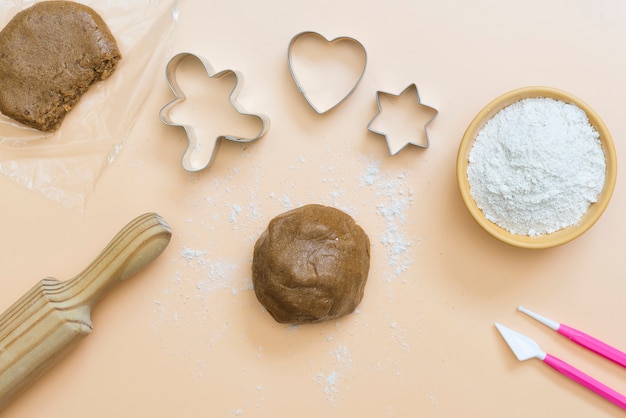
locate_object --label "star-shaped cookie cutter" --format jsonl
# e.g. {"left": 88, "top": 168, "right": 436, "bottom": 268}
{"left": 159, "top": 52, "right": 270, "bottom": 172}
{"left": 366, "top": 83, "right": 438, "bottom": 156}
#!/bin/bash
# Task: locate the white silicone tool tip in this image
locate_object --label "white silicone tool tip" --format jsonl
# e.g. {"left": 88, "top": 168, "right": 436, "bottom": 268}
{"left": 495, "top": 322, "right": 546, "bottom": 361}
{"left": 518, "top": 306, "right": 560, "bottom": 330}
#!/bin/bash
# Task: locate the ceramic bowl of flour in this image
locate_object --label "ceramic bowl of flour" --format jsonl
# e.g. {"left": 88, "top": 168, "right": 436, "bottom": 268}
{"left": 457, "top": 86, "right": 617, "bottom": 249}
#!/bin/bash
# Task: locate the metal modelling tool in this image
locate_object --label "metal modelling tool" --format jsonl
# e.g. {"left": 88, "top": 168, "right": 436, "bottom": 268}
{"left": 519, "top": 306, "right": 626, "bottom": 368}
{"left": 159, "top": 52, "right": 270, "bottom": 172}
{"left": 495, "top": 322, "right": 626, "bottom": 410}
{"left": 0, "top": 213, "right": 172, "bottom": 410}
{"left": 366, "top": 83, "right": 438, "bottom": 156}
{"left": 287, "top": 31, "right": 367, "bottom": 114}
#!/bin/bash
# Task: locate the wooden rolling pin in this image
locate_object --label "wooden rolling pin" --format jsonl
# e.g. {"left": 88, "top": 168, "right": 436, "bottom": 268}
{"left": 0, "top": 212, "right": 172, "bottom": 410}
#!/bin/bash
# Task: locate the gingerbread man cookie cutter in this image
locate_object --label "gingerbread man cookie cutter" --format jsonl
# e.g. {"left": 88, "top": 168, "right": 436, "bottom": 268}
{"left": 159, "top": 52, "right": 270, "bottom": 172}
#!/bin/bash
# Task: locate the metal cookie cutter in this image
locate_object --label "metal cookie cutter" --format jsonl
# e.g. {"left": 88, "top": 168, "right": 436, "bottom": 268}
{"left": 288, "top": 31, "right": 367, "bottom": 114}
{"left": 159, "top": 52, "right": 270, "bottom": 172}
{"left": 366, "top": 83, "right": 438, "bottom": 156}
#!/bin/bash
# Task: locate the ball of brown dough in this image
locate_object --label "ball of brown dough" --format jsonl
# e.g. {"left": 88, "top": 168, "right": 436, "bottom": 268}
{"left": 252, "top": 204, "right": 370, "bottom": 324}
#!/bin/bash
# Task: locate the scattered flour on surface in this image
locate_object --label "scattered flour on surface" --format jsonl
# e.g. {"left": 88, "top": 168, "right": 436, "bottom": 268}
{"left": 279, "top": 193, "right": 293, "bottom": 209}
{"left": 331, "top": 344, "right": 353, "bottom": 370}
{"left": 389, "top": 321, "right": 411, "bottom": 352}
{"left": 152, "top": 246, "right": 252, "bottom": 333}
{"left": 180, "top": 247, "right": 207, "bottom": 267}
{"left": 179, "top": 246, "right": 251, "bottom": 296}
{"left": 467, "top": 97, "right": 606, "bottom": 236}
{"left": 360, "top": 158, "right": 415, "bottom": 278}
{"left": 197, "top": 260, "right": 246, "bottom": 294}
{"left": 314, "top": 343, "right": 354, "bottom": 405}
{"left": 230, "top": 204, "right": 243, "bottom": 225}
{"left": 314, "top": 370, "right": 339, "bottom": 402}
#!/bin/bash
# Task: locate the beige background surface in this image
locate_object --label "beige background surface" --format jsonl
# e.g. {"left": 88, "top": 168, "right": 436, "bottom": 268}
{"left": 2, "top": 0, "right": 626, "bottom": 416}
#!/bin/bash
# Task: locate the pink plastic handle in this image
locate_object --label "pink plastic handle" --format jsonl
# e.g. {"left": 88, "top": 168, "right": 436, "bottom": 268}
{"left": 544, "top": 353, "right": 626, "bottom": 410}
{"left": 559, "top": 324, "right": 626, "bottom": 368}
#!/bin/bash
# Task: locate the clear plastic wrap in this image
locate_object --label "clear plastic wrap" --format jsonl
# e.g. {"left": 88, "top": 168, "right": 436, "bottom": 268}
{"left": 0, "top": 0, "right": 178, "bottom": 210}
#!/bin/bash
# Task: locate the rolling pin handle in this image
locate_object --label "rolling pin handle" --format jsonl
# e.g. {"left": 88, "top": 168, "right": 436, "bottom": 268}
{"left": 52, "top": 212, "right": 172, "bottom": 309}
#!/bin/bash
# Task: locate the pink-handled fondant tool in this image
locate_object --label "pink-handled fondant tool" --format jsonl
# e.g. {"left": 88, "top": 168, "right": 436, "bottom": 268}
{"left": 518, "top": 306, "right": 626, "bottom": 368}
{"left": 495, "top": 323, "right": 626, "bottom": 410}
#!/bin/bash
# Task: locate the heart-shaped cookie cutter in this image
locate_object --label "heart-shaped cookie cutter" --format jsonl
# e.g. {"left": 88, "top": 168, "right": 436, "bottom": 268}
{"left": 159, "top": 52, "right": 270, "bottom": 172}
{"left": 288, "top": 31, "right": 367, "bottom": 114}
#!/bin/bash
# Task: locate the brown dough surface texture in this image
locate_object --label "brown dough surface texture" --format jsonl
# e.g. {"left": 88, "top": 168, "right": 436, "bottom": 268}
{"left": 252, "top": 204, "right": 370, "bottom": 324}
{"left": 0, "top": 1, "right": 121, "bottom": 131}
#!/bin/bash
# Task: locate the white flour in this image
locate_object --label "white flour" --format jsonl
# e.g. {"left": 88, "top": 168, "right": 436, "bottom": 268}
{"left": 360, "top": 159, "right": 414, "bottom": 279}
{"left": 467, "top": 97, "right": 606, "bottom": 236}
